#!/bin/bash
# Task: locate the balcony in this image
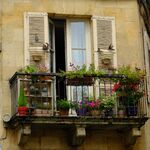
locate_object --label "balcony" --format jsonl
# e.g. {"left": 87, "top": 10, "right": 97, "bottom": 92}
{"left": 7, "top": 72, "right": 149, "bottom": 146}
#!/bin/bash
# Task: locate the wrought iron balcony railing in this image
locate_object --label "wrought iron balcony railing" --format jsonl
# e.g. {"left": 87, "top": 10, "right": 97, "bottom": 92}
{"left": 7, "top": 72, "right": 149, "bottom": 146}
{"left": 9, "top": 72, "right": 148, "bottom": 119}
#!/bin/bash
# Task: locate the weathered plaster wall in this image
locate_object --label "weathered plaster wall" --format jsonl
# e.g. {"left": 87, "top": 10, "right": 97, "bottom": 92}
{"left": 2, "top": 126, "right": 126, "bottom": 150}
{"left": 0, "top": 0, "right": 147, "bottom": 150}
{"left": 0, "top": 0, "right": 3, "bottom": 139}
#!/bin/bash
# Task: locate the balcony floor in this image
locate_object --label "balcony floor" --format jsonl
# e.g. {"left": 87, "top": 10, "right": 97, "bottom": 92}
{"left": 8, "top": 115, "right": 148, "bottom": 131}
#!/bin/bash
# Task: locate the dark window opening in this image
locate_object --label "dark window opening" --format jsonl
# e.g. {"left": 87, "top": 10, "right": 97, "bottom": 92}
{"left": 53, "top": 19, "right": 66, "bottom": 99}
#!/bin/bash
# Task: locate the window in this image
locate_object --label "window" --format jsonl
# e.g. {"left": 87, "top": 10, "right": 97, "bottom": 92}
{"left": 66, "top": 19, "right": 91, "bottom": 70}
{"left": 24, "top": 12, "right": 117, "bottom": 100}
{"left": 71, "top": 22, "right": 86, "bottom": 66}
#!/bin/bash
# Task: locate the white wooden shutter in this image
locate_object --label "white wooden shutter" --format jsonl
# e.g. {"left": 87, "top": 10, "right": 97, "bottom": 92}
{"left": 92, "top": 16, "right": 117, "bottom": 70}
{"left": 24, "top": 12, "right": 50, "bottom": 67}
{"left": 143, "top": 30, "right": 150, "bottom": 103}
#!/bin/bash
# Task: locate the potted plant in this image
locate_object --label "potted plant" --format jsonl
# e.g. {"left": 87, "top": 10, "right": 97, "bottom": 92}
{"left": 59, "top": 63, "right": 104, "bottom": 86}
{"left": 18, "top": 64, "right": 52, "bottom": 82}
{"left": 75, "top": 100, "right": 88, "bottom": 116}
{"left": 113, "top": 65, "right": 145, "bottom": 116}
{"left": 19, "top": 65, "right": 37, "bottom": 73}
{"left": 117, "top": 105, "right": 125, "bottom": 118}
{"left": 18, "top": 87, "right": 28, "bottom": 116}
{"left": 100, "top": 94, "right": 117, "bottom": 117}
{"left": 37, "top": 64, "right": 52, "bottom": 81}
{"left": 57, "top": 99, "right": 70, "bottom": 116}
{"left": 18, "top": 64, "right": 38, "bottom": 82}
{"left": 86, "top": 99, "right": 102, "bottom": 116}
{"left": 123, "top": 90, "right": 144, "bottom": 116}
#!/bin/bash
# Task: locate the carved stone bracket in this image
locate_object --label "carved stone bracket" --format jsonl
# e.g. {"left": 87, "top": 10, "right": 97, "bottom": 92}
{"left": 71, "top": 125, "right": 86, "bottom": 146}
{"left": 17, "top": 124, "right": 31, "bottom": 145}
{"left": 125, "top": 128, "right": 141, "bottom": 147}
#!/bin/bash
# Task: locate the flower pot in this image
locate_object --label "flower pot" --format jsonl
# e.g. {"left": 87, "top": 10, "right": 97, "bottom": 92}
{"left": 59, "top": 109, "right": 69, "bottom": 116}
{"left": 104, "top": 109, "right": 113, "bottom": 117}
{"left": 76, "top": 108, "right": 87, "bottom": 116}
{"left": 18, "top": 106, "right": 28, "bottom": 116}
{"left": 118, "top": 109, "right": 125, "bottom": 118}
{"left": 90, "top": 110, "right": 100, "bottom": 116}
{"left": 126, "top": 106, "right": 137, "bottom": 117}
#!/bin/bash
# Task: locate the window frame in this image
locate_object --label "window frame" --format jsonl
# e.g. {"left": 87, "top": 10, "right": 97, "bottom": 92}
{"left": 66, "top": 19, "right": 92, "bottom": 70}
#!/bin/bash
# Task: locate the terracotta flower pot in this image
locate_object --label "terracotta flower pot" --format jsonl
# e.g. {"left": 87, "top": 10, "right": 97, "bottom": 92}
{"left": 90, "top": 110, "right": 100, "bottom": 116}
{"left": 18, "top": 106, "right": 28, "bottom": 116}
{"left": 59, "top": 109, "right": 69, "bottom": 116}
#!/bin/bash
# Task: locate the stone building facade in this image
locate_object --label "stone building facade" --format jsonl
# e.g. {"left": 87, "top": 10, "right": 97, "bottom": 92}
{"left": 0, "top": 0, "right": 150, "bottom": 150}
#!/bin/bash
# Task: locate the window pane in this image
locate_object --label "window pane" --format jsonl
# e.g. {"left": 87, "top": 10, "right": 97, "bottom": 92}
{"left": 73, "top": 86, "right": 88, "bottom": 101}
{"left": 72, "top": 50, "right": 85, "bottom": 66}
{"left": 71, "top": 22, "right": 85, "bottom": 49}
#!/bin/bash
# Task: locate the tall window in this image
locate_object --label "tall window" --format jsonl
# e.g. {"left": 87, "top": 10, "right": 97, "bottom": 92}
{"left": 71, "top": 22, "right": 86, "bottom": 66}
{"left": 67, "top": 20, "right": 91, "bottom": 101}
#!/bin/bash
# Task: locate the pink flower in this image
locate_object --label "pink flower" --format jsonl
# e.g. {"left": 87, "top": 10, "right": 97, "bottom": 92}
{"left": 87, "top": 100, "right": 101, "bottom": 110}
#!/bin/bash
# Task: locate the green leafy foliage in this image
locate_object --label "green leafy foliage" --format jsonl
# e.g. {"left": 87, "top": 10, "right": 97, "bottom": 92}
{"left": 57, "top": 99, "right": 70, "bottom": 110}
{"left": 100, "top": 94, "right": 117, "bottom": 110}
{"left": 113, "top": 65, "right": 145, "bottom": 106}
{"left": 18, "top": 88, "right": 27, "bottom": 107}
{"left": 117, "top": 65, "right": 145, "bottom": 84}
{"left": 18, "top": 64, "right": 49, "bottom": 73}
{"left": 19, "top": 65, "right": 37, "bottom": 73}
{"left": 58, "top": 63, "right": 105, "bottom": 79}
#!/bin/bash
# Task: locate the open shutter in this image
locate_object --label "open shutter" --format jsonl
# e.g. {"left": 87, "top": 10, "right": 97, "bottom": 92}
{"left": 92, "top": 16, "right": 117, "bottom": 71}
{"left": 143, "top": 30, "right": 150, "bottom": 102}
{"left": 24, "top": 12, "right": 50, "bottom": 69}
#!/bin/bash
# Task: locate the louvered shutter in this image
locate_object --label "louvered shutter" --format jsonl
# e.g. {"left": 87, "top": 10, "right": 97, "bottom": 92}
{"left": 29, "top": 16, "right": 45, "bottom": 47}
{"left": 24, "top": 12, "right": 50, "bottom": 67}
{"left": 143, "top": 30, "right": 150, "bottom": 103}
{"left": 97, "top": 19, "right": 112, "bottom": 50}
{"left": 92, "top": 16, "right": 117, "bottom": 70}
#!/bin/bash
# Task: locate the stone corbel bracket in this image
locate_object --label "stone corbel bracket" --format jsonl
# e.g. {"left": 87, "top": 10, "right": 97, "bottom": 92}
{"left": 125, "top": 128, "right": 141, "bottom": 147}
{"left": 71, "top": 125, "right": 86, "bottom": 146}
{"left": 17, "top": 124, "right": 31, "bottom": 145}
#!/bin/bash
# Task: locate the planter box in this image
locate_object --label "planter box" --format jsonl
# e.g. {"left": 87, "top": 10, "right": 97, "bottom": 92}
{"left": 66, "top": 77, "right": 94, "bottom": 86}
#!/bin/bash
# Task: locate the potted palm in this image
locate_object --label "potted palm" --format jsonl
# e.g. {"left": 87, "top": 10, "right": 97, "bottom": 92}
{"left": 18, "top": 87, "right": 28, "bottom": 116}
{"left": 57, "top": 99, "right": 70, "bottom": 116}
